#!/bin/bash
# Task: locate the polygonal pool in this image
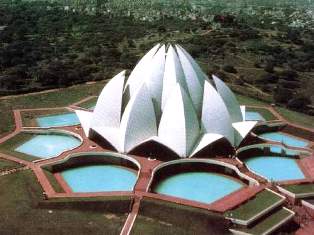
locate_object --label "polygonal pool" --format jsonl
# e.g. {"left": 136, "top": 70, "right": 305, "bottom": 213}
{"left": 245, "top": 111, "right": 265, "bottom": 121}
{"left": 15, "top": 133, "right": 81, "bottom": 158}
{"left": 61, "top": 165, "right": 137, "bottom": 192}
{"left": 36, "top": 113, "right": 80, "bottom": 128}
{"left": 244, "top": 156, "right": 305, "bottom": 181}
{"left": 153, "top": 172, "right": 244, "bottom": 204}
{"left": 259, "top": 132, "right": 309, "bottom": 148}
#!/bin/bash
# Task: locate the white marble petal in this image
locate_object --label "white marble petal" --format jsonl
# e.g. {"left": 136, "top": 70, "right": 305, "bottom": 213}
{"left": 91, "top": 70, "right": 125, "bottom": 129}
{"left": 201, "top": 80, "right": 234, "bottom": 145}
{"left": 158, "top": 84, "right": 199, "bottom": 157}
{"left": 75, "top": 110, "right": 92, "bottom": 137}
{"left": 213, "top": 75, "right": 243, "bottom": 123}
{"left": 120, "top": 84, "right": 157, "bottom": 152}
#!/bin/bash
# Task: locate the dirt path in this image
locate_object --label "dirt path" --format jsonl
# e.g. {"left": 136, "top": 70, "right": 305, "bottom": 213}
{"left": 0, "top": 81, "right": 98, "bottom": 101}
{"left": 0, "top": 166, "right": 29, "bottom": 177}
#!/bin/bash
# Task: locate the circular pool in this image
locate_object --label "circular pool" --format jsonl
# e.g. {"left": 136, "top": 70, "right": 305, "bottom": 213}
{"left": 152, "top": 172, "right": 243, "bottom": 204}
{"left": 61, "top": 165, "right": 137, "bottom": 192}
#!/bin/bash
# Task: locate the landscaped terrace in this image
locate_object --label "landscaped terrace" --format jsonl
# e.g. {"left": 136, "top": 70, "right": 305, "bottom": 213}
{"left": 225, "top": 189, "right": 284, "bottom": 225}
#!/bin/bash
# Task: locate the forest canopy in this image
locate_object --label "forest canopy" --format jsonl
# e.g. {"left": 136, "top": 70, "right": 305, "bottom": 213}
{"left": 0, "top": 0, "right": 313, "bottom": 114}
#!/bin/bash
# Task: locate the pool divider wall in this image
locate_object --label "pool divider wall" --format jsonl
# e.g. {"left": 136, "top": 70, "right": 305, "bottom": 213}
{"left": 44, "top": 153, "right": 139, "bottom": 173}
{"left": 253, "top": 123, "right": 285, "bottom": 135}
{"left": 21, "top": 129, "right": 83, "bottom": 143}
{"left": 147, "top": 159, "right": 259, "bottom": 193}
{"left": 236, "top": 144, "right": 311, "bottom": 162}
{"left": 135, "top": 197, "right": 231, "bottom": 235}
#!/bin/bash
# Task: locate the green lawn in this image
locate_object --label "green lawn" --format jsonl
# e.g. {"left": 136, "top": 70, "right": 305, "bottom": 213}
{"left": 283, "top": 183, "right": 314, "bottom": 194}
{"left": 0, "top": 170, "right": 127, "bottom": 235}
{"left": 236, "top": 93, "right": 270, "bottom": 106}
{"left": 0, "top": 132, "right": 39, "bottom": 162}
{"left": 235, "top": 208, "right": 293, "bottom": 235}
{"left": 236, "top": 93, "right": 314, "bottom": 129}
{"left": 246, "top": 106, "right": 277, "bottom": 121}
{"left": 0, "top": 158, "right": 21, "bottom": 171}
{"left": 132, "top": 215, "right": 193, "bottom": 235}
{"left": 131, "top": 198, "right": 231, "bottom": 235}
{"left": 0, "top": 81, "right": 106, "bottom": 137}
{"left": 274, "top": 107, "right": 314, "bottom": 129}
{"left": 224, "top": 190, "right": 283, "bottom": 222}
{"left": 77, "top": 96, "right": 98, "bottom": 109}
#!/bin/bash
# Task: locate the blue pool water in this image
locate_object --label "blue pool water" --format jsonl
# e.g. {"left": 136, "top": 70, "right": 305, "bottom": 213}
{"left": 245, "top": 111, "right": 265, "bottom": 121}
{"left": 61, "top": 165, "right": 137, "bottom": 192}
{"left": 244, "top": 156, "right": 305, "bottom": 181}
{"left": 259, "top": 132, "right": 309, "bottom": 148}
{"left": 153, "top": 172, "right": 243, "bottom": 204}
{"left": 36, "top": 113, "right": 80, "bottom": 127}
{"left": 15, "top": 134, "right": 81, "bottom": 158}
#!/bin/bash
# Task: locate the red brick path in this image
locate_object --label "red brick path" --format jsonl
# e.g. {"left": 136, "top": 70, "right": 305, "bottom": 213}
{"left": 0, "top": 101, "right": 313, "bottom": 234}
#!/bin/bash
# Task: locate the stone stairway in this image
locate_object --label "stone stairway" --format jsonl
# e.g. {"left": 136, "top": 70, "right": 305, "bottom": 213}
{"left": 226, "top": 189, "right": 295, "bottom": 235}
{"left": 230, "top": 207, "right": 295, "bottom": 235}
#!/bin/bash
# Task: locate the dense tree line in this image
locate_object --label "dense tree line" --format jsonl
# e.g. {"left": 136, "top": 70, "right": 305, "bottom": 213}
{"left": 0, "top": 1, "right": 206, "bottom": 95}
{"left": 0, "top": 1, "right": 313, "bottom": 115}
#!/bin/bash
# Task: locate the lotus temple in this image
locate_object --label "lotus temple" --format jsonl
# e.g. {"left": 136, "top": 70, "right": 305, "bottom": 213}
{"left": 0, "top": 44, "right": 314, "bottom": 235}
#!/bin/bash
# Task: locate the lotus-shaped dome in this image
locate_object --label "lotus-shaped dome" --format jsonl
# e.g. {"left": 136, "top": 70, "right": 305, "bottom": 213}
{"left": 76, "top": 44, "right": 257, "bottom": 158}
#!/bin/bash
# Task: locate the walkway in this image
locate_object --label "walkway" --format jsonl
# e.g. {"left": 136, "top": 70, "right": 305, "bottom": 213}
{"left": 296, "top": 222, "right": 314, "bottom": 235}
{"left": 209, "top": 185, "right": 265, "bottom": 212}
{"left": 120, "top": 196, "right": 142, "bottom": 235}
{"left": 300, "top": 155, "right": 314, "bottom": 179}
{"left": 0, "top": 98, "right": 312, "bottom": 234}
{"left": 0, "top": 110, "right": 22, "bottom": 142}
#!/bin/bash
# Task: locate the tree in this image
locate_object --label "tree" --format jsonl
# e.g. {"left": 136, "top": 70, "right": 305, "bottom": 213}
{"left": 287, "top": 96, "right": 311, "bottom": 110}
{"left": 222, "top": 64, "right": 237, "bottom": 73}
{"left": 274, "top": 87, "right": 293, "bottom": 104}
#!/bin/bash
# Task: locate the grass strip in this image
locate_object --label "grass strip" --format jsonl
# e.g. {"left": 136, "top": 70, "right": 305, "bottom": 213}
{"left": 224, "top": 190, "right": 282, "bottom": 221}
{"left": 239, "top": 208, "right": 293, "bottom": 235}
{"left": 283, "top": 184, "right": 314, "bottom": 194}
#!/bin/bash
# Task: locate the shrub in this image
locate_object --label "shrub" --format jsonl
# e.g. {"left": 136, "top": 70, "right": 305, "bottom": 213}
{"left": 278, "top": 70, "right": 298, "bottom": 81}
{"left": 222, "top": 64, "right": 237, "bottom": 73}
{"left": 274, "top": 87, "right": 293, "bottom": 104}
{"left": 264, "top": 62, "right": 274, "bottom": 73}
{"left": 287, "top": 97, "right": 311, "bottom": 110}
